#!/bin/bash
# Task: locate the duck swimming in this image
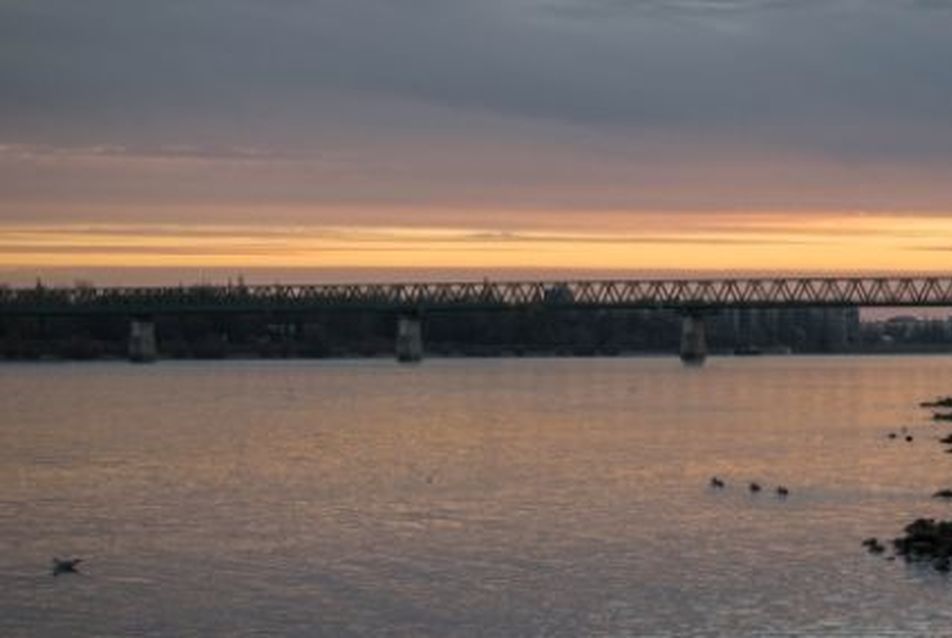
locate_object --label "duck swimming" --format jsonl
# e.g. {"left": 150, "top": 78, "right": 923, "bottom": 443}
{"left": 51, "top": 557, "right": 82, "bottom": 576}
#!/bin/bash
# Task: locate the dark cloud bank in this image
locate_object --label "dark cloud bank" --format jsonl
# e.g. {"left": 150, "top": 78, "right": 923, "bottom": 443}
{"left": 2, "top": 0, "right": 952, "bottom": 217}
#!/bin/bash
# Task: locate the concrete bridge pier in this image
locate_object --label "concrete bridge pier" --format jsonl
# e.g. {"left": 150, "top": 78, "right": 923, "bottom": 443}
{"left": 679, "top": 313, "right": 707, "bottom": 366}
{"left": 129, "top": 319, "right": 157, "bottom": 363}
{"left": 396, "top": 316, "right": 423, "bottom": 363}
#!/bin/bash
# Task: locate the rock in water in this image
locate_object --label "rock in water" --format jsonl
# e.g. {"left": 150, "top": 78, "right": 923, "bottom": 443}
{"left": 892, "top": 519, "right": 952, "bottom": 571}
{"left": 921, "top": 397, "right": 952, "bottom": 408}
{"left": 862, "top": 538, "right": 886, "bottom": 554}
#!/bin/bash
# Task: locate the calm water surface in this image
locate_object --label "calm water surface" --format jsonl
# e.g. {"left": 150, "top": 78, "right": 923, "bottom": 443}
{"left": 2, "top": 356, "right": 952, "bottom": 636}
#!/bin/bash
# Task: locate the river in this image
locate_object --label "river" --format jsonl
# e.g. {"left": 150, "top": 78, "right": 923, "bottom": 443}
{"left": 2, "top": 356, "right": 952, "bottom": 636}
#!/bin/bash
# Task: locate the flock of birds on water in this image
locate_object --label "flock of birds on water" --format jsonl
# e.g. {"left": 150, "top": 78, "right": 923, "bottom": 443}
{"left": 708, "top": 476, "right": 789, "bottom": 498}
{"left": 47, "top": 478, "right": 793, "bottom": 579}
{"left": 46, "top": 397, "right": 952, "bottom": 580}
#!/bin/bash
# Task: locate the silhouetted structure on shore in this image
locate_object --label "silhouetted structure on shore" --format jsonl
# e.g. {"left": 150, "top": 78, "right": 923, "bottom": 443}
{"left": 0, "top": 304, "right": 866, "bottom": 361}
{"left": 2, "top": 276, "right": 950, "bottom": 361}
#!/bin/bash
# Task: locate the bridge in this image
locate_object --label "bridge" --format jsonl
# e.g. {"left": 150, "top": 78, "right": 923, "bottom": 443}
{"left": 3, "top": 276, "right": 952, "bottom": 364}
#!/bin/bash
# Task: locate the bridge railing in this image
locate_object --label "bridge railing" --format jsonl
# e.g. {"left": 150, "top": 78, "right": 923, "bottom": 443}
{"left": 2, "top": 277, "right": 952, "bottom": 315}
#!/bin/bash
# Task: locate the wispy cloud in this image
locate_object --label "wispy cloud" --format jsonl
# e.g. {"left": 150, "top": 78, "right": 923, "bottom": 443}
{"left": 2, "top": 216, "right": 951, "bottom": 277}
{"left": 0, "top": 143, "right": 300, "bottom": 164}
{"left": 2, "top": 0, "right": 952, "bottom": 274}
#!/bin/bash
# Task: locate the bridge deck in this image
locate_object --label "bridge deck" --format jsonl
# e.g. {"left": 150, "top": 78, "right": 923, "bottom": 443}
{"left": 2, "top": 277, "right": 952, "bottom": 316}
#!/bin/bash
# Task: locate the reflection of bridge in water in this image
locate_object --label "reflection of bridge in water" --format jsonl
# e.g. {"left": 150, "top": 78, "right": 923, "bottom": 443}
{"left": 3, "top": 277, "right": 952, "bottom": 364}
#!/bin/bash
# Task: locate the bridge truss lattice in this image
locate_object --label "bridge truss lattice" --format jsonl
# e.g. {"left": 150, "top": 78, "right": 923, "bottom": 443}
{"left": 2, "top": 277, "right": 952, "bottom": 316}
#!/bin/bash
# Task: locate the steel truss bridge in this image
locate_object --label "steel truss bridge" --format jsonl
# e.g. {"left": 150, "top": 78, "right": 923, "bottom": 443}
{"left": 2, "top": 276, "right": 952, "bottom": 316}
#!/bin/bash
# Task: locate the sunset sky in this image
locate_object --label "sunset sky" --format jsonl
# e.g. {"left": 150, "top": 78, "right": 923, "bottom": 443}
{"left": 2, "top": 0, "right": 952, "bottom": 285}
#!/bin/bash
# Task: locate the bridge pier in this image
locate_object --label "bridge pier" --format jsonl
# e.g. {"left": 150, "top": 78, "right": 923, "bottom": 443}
{"left": 128, "top": 319, "right": 157, "bottom": 363}
{"left": 679, "top": 313, "right": 707, "bottom": 366}
{"left": 396, "top": 316, "right": 423, "bottom": 363}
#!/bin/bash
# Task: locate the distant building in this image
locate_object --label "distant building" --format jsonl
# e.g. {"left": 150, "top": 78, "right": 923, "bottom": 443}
{"left": 712, "top": 306, "right": 859, "bottom": 353}
{"left": 543, "top": 283, "right": 574, "bottom": 305}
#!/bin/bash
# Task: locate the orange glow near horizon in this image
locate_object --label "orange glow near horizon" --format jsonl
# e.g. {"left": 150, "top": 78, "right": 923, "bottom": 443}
{"left": 1, "top": 212, "right": 952, "bottom": 282}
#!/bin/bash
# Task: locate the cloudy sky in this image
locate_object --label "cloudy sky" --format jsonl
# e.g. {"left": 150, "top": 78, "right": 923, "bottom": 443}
{"left": 2, "top": 0, "right": 952, "bottom": 283}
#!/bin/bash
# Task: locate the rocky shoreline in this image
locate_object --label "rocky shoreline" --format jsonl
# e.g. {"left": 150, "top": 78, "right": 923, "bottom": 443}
{"left": 866, "top": 395, "right": 952, "bottom": 573}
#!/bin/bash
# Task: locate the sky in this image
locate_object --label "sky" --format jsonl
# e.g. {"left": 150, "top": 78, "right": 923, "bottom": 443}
{"left": 2, "top": 0, "right": 952, "bottom": 284}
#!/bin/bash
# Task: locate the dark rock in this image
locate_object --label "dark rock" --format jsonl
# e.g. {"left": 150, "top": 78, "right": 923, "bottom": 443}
{"left": 933, "top": 413, "right": 952, "bottom": 422}
{"left": 710, "top": 477, "right": 725, "bottom": 488}
{"left": 862, "top": 537, "right": 886, "bottom": 554}
{"left": 776, "top": 486, "right": 789, "bottom": 498}
{"left": 921, "top": 397, "right": 952, "bottom": 408}
{"left": 892, "top": 519, "right": 952, "bottom": 570}
{"left": 749, "top": 482, "right": 761, "bottom": 493}
{"left": 933, "top": 489, "right": 952, "bottom": 499}
{"left": 939, "top": 434, "right": 952, "bottom": 445}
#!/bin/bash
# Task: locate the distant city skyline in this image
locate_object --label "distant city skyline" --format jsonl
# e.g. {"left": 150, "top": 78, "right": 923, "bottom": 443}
{"left": 3, "top": 1, "right": 952, "bottom": 281}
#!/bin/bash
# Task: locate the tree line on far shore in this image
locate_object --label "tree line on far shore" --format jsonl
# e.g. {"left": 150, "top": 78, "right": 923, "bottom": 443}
{"left": 0, "top": 305, "right": 894, "bottom": 360}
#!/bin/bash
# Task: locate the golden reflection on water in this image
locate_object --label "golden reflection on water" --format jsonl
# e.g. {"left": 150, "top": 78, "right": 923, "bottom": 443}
{"left": 3, "top": 357, "right": 952, "bottom": 635}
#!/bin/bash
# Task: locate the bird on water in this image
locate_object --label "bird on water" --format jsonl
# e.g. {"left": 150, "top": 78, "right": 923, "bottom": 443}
{"left": 51, "top": 557, "right": 82, "bottom": 576}
{"left": 749, "top": 482, "right": 761, "bottom": 493}
{"left": 862, "top": 538, "right": 886, "bottom": 554}
{"left": 710, "top": 477, "right": 725, "bottom": 488}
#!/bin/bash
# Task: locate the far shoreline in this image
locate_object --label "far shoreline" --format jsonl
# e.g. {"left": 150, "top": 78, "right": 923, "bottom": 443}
{"left": 2, "top": 348, "right": 952, "bottom": 365}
